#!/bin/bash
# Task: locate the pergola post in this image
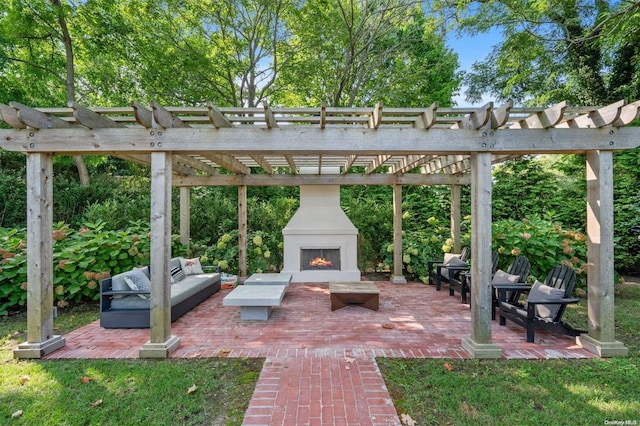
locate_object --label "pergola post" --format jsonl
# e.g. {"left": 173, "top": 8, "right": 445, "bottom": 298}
{"left": 450, "top": 184, "right": 462, "bottom": 253}
{"left": 462, "top": 152, "right": 502, "bottom": 358}
{"left": 580, "top": 150, "right": 628, "bottom": 357}
{"left": 140, "top": 152, "right": 180, "bottom": 358}
{"left": 179, "top": 186, "right": 190, "bottom": 246}
{"left": 238, "top": 185, "right": 248, "bottom": 280}
{"left": 392, "top": 184, "right": 407, "bottom": 283}
{"left": 14, "top": 153, "right": 65, "bottom": 359}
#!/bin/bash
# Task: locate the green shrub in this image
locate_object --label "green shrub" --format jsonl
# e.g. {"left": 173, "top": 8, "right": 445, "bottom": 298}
{"left": 198, "top": 230, "right": 282, "bottom": 275}
{"left": 0, "top": 221, "right": 153, "bottom": 315}
{"left": 491, "top": 217, "right": 588, "bottom": 286}
{"left": 380, "top": 215, "right": 471, "bottom": 282}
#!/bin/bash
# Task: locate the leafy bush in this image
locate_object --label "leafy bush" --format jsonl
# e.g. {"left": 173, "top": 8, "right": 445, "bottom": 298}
{"left": 380, "top": 215, "right": 471, "bottom": 283}
{"left": 0, "top": 221, "right": 153, "bottom": 315}
{"left": 80, "top": 177, "right": 152, "bottom": 230}
{"left": 491, "top": 217, "right": 588, "bottom": 286}
{"left": 198, "top": 230, "right": 282, "bottom": 275}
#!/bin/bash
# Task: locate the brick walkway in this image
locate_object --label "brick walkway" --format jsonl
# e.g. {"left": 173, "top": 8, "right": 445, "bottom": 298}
{"left": 45, "top": 281, "right": 594, "bottom": 425}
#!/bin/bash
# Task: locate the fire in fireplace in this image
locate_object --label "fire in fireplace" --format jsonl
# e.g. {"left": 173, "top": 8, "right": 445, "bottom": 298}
{"left": 301, "top": 248, "right": 340, "bottom": 271}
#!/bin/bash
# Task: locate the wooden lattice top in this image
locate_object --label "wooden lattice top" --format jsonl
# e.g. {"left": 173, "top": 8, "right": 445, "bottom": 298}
{"left": 1, "top": 100, "right": 638, "bottom": 183}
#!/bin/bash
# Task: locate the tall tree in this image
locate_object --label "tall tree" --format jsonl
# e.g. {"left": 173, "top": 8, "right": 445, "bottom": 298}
{"left": 51, "top": 0, "right": 89, "bottom": 185}
{"left": 436, "top": 0, "right": 640, "bottom": 105}
{"left": 0, "top": 0, "right": 89, "bottom": 184}
{"left": 275, "top": 0, "right": 460, "bottom": 107}
{"left": 75, "top": 0, "right": 296, "bottom": 107}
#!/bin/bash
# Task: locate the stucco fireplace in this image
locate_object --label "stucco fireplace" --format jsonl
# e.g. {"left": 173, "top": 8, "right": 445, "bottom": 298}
{"left": 282, "top": 168, "right": 360, "bottom": 282}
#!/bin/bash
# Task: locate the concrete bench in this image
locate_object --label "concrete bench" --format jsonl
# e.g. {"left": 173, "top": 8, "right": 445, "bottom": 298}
{"left": 244, "top": 272, "right": 292, "bottom": 287}
{"left": 223, "top": 285, "right": 287, "bottom": 320}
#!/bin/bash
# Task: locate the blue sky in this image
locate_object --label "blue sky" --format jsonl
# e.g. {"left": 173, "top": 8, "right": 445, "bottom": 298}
{"left": 446, "top": 29, "right": 502, "bottom": 106}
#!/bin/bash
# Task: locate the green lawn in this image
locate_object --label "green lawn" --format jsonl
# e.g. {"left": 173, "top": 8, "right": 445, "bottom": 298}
{"left": 0, "top": 305, "right": 262, "bottom": 425}
{"left": 2, "top": 285, "right": 639, "bottom": 425}
{"left": 379, "top": 283, "right": 640, "bottom": 426}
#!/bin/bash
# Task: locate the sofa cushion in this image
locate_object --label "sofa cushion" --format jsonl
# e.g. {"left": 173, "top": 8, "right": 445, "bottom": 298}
{"left": 111, "top": 273, "right": 130, "bottom": 298}
{"left": 492, "top": 269, "right": 521, "bottom": 284}
{"left": 180, "top": 257, "right": 204, "bottom": 275}
{"left": 441, "top": 256, "right": 467, "bottom": 279}
{"left": 526, "top": 280, "right": 565, "bottom": 320}
{"left": 124, "top": 267, "right": 151, "bottom": 299}
{"left": 170, "top": 273, "right": 219, "bottom": 305}
{"left": 109, "top": 295, "right": 150, "bottom": 310}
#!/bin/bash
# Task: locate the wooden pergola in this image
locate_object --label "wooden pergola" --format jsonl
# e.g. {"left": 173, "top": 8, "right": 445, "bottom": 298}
{"left": 2, "top": 99, "right": 638, "bottom": 359}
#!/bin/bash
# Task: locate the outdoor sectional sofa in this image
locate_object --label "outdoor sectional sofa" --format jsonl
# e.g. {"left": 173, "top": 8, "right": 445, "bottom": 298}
{"left": 99, "top": 257, "right": 221, "bottom": 328}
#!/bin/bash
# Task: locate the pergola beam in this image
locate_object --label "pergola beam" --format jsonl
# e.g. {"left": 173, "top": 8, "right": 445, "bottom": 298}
{"left": 173, "top": 173, "right": 471, "bottom": 187}
{"left": 5, "top": 99, "right": 638, "bottom": 360}
{"left": 4, "top": 127, "right": 638, "bottom": 155}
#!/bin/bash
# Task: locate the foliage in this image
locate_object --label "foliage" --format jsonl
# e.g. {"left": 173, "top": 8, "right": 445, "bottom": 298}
{"left": 199, "top": 230, "right": 282, "bottom": 275}
{"left": 612, "top": 148, "right": 640, "bottom": 274}
{"left": 276, "top": 0, "right": 460, "bottom": 107}
{"left": 0, "top": 0, "right": 460, "bottom": 109}
{"left": 79, "top": 177, "right": 152, "bottom": 230}
{"left": 440, "top": 0, "right": 640, "bottom": 105}
{"left": 492, "top": 217, "right": 588, "bottom": 286}
{"left": 491, "top": 156, "right": 586, "bottom": 229}
{"left": 0, "top": 221, "right": 154, "bottom": 315}
{"left": 0, "top": 169, "right": 27, "bottom": 228}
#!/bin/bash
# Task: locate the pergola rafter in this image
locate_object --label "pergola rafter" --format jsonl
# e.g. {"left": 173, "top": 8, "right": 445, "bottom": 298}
{"left": 2, "top": 99, "right": 639, "bottom": 360}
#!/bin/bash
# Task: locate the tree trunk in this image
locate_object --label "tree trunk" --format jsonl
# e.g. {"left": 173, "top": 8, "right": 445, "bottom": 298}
{"left": 52, "top": 0, "right": 90, "bottom": 186}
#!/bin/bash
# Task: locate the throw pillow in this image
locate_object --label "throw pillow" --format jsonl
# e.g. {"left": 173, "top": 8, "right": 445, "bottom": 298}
{"left": 111, "top": 275, "right": 130, "bottom": 298}
{"left": 526, "top": 280, "right": 565, "bottom": 320}
{"left": 180, "top": 257, "right": 204, "bottom": 275}
{"left": 443, "top": 253, "right": 461, "bottom": 263}
{"left": 491, "top": 269, "right": 521, "bottom": 284}
{"left": 492, "top": 269, "right": 523, "bottom": 303}
{"left": 124, "top": 267, "right": 151, "bottom": 300}
{"left": 170, "top": 264, "right": 185, "bottom": 282}
{"left": 441, "top": 256, "right": 467, "bottom": 279}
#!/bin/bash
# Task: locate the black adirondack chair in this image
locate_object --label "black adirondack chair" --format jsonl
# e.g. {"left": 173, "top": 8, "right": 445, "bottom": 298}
{"left": 491, "top": 256, "right": 531, "bottom": 319}
{"left": 427, "top": 246, "right": 470, "bottom": 291}
{"left": 496, "top": 264, "right": 584, "bottom": 343}
{"left": 450, "top": 251, "right": 499, "bottom": 304}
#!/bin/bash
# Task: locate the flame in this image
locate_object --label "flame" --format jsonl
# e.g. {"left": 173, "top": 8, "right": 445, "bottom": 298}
{"left": 309, "top": 257, "right": 333, "bottom": 267}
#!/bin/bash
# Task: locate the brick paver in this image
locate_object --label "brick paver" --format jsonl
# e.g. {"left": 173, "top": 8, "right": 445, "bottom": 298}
{"left": 43, "top": 281, "right": 594, "bottom": 425}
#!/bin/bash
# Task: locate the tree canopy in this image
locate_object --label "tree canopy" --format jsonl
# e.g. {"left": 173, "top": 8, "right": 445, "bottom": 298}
{"left": 0, "top": 0, "right": 460, "bottom": 108}
{"left": 440, "top": 0, "right": 640, "bottom": 105}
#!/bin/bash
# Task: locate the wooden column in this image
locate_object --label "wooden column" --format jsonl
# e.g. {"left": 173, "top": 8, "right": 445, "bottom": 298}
{"left": 179, "top": 186, "right": 190, "bottom": 245}
{"left": 392, "top": 184, "right": 407, "bottom": 283}
{"left": 14, "top": 153, "right": 65, "bottom": 358}
{"left": 580, "top": 150, "right": 628, "bottom": 357}
{"left": 238, "top": 185, "right": 248, "bottom": 280}
{"left": 140, "top": 152, "right": 180, "bottom": 358}
{"left": 450, "top": 184, "right": 462, "bottom": 253}
{"left": 462, "top": 152, "right": 501, "bottom": 358}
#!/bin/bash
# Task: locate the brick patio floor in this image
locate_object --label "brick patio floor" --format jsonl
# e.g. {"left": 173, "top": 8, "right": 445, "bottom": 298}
{"left": 44, "top": 281, "right": 594, "bottom": 425}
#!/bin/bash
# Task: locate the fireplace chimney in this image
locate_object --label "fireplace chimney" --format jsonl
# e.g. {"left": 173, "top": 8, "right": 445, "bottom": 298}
{"left": 282, "top": 167, "right": 360, "bottom": 282}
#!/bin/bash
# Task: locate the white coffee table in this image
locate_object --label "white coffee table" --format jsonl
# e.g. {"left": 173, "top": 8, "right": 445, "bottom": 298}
{"left": 223, "top": 285, "right": 287, "bottom": 320}
{"left": 244, "top": 272, "right": 292, "bottom": 287}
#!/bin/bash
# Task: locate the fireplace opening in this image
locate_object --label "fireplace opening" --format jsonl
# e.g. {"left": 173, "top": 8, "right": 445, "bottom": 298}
{"left": 301, "top": 248, "right": 341, "bottom": 271}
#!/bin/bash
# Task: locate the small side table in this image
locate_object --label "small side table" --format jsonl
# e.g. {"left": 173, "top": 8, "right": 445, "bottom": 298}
{"left": 329, "top": 281, "right": 379, "bottom": 311}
